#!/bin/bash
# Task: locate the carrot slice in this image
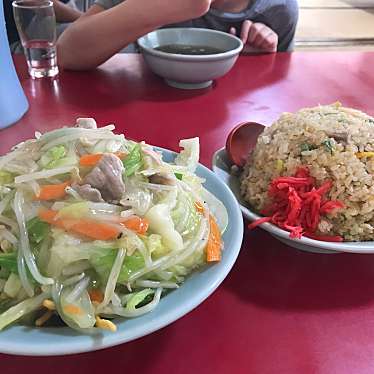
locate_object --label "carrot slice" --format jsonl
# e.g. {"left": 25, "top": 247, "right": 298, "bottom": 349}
{"left": 206, "top": 215, "right": 222, "bottom": 262}
{"left": 88, "top": 289, "right": 104, "bottom": 303}
{"left": 119, "top": 216, "right": 149, "bottom": 235}
{"left": 63, "top": 304, "right": 84, "bottom": 315}
{"left": 72, "top": 221, "right": 120, "bottom": 240}
{"left": 38, "top": 209, "right": 121, "bottom": 240}
{"left": 38, "top": 209, "right": 148, "bottom": 240}
{"left": 35, "top": 182, "right": 70, "bottom": 201}
{"left": 79, "top": 153, "right": 103, "bottom": 166}
{"left": 79, "top": 152, "right": 127, "bottom": 167}
{"left": 194, "top": 201, "right": 204, "bottom": 214}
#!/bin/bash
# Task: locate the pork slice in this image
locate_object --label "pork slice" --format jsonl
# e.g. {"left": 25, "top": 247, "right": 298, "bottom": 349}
{"left": 149, "top": 173, "right": 176, "bottom": 186}
{"left": 72, "top": 184, "right": 104, "bottom": 202}
{"left": 83, "top": 154, "right": 125, "bottom": 201}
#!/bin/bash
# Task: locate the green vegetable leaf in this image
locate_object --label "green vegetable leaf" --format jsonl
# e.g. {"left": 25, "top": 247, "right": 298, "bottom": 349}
{"left": 322, "top": 139, "right": 334, "bottom": 154}
{"left": 125, "top": 289, "right": 154, "bottom": 310}
{"left": 174, "top": 173, "right": 183, "bottom": 181}
{"left": 144, "top": 234, "right": 169, "bottom": 259}
{"left": 0, "top": 171, "right": 14, "bottom": 185}
{"left": 40, "top": 145, "right": 67, "bottom": 169}
{"left": 123, "top": 144, "right": 143, "bottom": 177}
{"left": 90, "top": 249, "right": 145, "bottom": 284}
{"left": 0, "top": 252, "right": 18, "bottom": 274}
{"left": 27, "top": 217, "right": 50, "bottom": 246}
{"left": 300, "top": 143, "right": 317, "bottom": 152}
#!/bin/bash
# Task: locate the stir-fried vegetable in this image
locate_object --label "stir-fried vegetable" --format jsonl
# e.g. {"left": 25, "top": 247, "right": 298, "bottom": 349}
{"left": 0, "top": 119, "right": 227, "bottom": 332}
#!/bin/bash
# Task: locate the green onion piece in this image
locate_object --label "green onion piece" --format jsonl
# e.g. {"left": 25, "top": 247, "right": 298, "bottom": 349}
{"left": 174, "top": 173, "right": 183, "bottom": 180}
{"left": 322, "top": 140, "right": 334, "bottom": 154}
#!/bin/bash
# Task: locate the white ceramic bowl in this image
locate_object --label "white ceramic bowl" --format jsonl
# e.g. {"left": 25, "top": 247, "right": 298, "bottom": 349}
{"left": 137, "top": 28, "right": 243, "bottom": 89}
{"left": 212, "top": 147, "right": 374, "bottom": 254}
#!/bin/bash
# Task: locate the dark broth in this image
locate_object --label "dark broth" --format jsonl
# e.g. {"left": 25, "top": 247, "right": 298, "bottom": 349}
{"left": 155, "top": 44, "right": 224, "bottom": 55}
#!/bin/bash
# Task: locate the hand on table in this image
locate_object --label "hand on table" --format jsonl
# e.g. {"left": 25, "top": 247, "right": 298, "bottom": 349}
{"left": 230, "top": 20, "right": 278, "bottom": 54}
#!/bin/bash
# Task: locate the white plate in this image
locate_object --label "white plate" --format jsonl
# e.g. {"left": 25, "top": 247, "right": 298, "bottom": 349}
{"left": 212, "top": 147, "right": 374, "bottom": 254}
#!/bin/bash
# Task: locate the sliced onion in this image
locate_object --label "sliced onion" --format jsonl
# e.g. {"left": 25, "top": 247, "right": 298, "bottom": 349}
{"left": 65, "top": 276, "right": 90, "bottom": 303}
{"left": 97, "top": 248, "right": 125, "bottom": 312}
{"left": 17, "top": 249, "right": 34, "bottom": 297}
{"left": 0, "top": 215, "right": 18, "bottom": 233}
{"left": 15, "top": 166, "right": 77, "bottom": 184}
{"left": 111, "top": 288, "right": 162, "bottom": 318}
{"left": 135, "top": 280, "right": 178, "bottom": 289}
{"left": 13, "top": 190, "right": 54, "bottom": 286}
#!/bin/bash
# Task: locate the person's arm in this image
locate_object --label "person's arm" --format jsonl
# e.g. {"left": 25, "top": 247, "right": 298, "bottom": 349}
{"left": 57, "top": 0, "right": 213, "bottom": 71}
{"left": 52, "top": 0, "right": 82, "bottom": 23}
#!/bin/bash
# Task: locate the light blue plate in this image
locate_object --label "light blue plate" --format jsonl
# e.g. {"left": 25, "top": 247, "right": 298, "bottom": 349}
{"left": 212, "top": 147, "right": 374, "bottom": 254}
{"left": 0, "top": 148, "right": 243, "bottom": 356}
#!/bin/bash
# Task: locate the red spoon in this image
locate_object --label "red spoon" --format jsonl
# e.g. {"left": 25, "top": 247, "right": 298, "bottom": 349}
{"left": 226, "top": 121, "right": 265, "bottom": 167}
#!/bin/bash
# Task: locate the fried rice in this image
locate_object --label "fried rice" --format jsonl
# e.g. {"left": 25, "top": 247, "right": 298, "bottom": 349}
{"left": 240, "top": 102, "right": 374, "bottom": 241}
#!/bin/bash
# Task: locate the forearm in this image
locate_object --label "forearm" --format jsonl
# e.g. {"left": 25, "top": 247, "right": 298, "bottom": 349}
{"left": 57, "top": 0, "right": 166, "bottom": 70}
{"left": 53, "top": 0, "right": 82, "bottom": 23}
{"left": 57, "top": 0, "right": 212, "bottom": 70}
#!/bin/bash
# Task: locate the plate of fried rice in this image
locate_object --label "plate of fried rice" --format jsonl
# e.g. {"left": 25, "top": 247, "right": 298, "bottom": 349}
{"left": 213, "top": 103, "right": 374, "bottom": 254}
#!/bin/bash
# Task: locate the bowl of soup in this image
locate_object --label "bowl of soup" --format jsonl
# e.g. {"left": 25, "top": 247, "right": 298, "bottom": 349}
{"left": 137, "top": 28, "right": 243, "bottom": 89}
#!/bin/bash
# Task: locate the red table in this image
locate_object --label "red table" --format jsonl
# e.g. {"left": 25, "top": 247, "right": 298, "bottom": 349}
{"left": 2, "top": 52, "right": 374, "bottom": 373}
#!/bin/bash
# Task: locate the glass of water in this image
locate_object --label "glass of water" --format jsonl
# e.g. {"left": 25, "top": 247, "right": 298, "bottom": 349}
{"left": 12, "top": 0, "right": 58, "bottom": 78}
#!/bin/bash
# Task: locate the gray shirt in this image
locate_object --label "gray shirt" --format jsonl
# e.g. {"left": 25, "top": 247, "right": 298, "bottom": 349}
{"left": 94, "top": 0, "right": 299, "bottom": 51}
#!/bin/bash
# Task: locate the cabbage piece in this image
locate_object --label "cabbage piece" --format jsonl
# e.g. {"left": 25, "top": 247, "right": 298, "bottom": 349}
{"left": 123, "top": 144, "right": 143, "bottom": 177}
{"left": 55, "top": 202, "right": 89, "bottom": 220}
{"left": 91, "top": 139, "right": 123, "bottom": 154}
{"left": 144, "top": 234, "right": 170, "bottom": 259}
{"left": 179, "top": 172, "right": 204, "bottom": 193}
{"left": 122, "top": 176, "right": 152, "bottom": 216}
{"left": 174, "top": 138, "right": 199, "bottom": 172}
{"left": 171, "top": 191, "right": 201, "bottom": 239}
{"left": 46, "top": 230, "right": 92, "bottom": 277}
{"left": 90, "top": 249, "right": 145, "bottom": 284}
{"left": 145, "top": 204, "right": 183, "bottom": 251}
{"left": 46, "top": 234, "right": 118, "bottom": 278}
{"left": 39, "top": 145, "right": 67, "bottom": 169}
{"left": 0, "top": 171, "right": 14, "bottom": 185}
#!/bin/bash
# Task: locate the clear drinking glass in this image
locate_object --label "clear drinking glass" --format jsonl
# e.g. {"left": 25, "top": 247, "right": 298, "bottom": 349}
{"left": 12, "top": 0, "right": 58, "bottom": 78}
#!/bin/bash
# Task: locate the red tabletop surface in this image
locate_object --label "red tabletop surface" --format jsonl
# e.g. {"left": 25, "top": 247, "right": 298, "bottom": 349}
{"left": 2, "top": 52, "right": 374, "bottom": 373}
